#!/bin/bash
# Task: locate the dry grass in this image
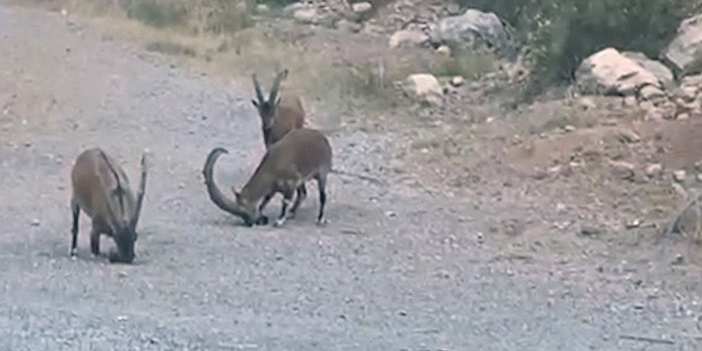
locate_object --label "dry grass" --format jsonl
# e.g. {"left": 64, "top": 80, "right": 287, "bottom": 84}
{"left": 6, "top": 0, "right": 499, "bottom": 131}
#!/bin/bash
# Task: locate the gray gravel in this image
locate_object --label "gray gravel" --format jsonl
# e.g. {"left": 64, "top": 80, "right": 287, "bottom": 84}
{"left": 1, "top": 4, "right": 701, "bottom": 351}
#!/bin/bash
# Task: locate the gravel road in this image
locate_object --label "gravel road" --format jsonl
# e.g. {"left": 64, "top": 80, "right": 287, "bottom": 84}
{"left": 1, "top": 4, "right": 701, "bottom": 351}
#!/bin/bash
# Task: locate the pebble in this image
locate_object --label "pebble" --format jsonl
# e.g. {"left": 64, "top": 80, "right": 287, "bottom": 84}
{"left": 625, "top": 219, "right": 641, "bottom": 229}
{"left": 31, "top": 218, "right": 40, "bottom": 227}
{"left": 673, "top": 170, "right": 687, "bottom": 183}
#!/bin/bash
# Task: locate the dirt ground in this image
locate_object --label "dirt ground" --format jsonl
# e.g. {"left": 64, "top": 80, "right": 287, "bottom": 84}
{"left": 2, "top": 3, "right": 702, "bottom": 351}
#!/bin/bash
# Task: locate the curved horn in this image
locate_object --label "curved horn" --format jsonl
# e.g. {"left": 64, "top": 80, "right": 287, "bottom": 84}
{"left": 202, "top": 147, "right": 249, "bottom": 219}
{"left": 129, "top": 150, "right": 148, "bottom": 231}
{"left": 252, "top": 73, "right": 264, "bottom": 104}
{"left": 268, "top": 69, "right": 288, "bottom": 104}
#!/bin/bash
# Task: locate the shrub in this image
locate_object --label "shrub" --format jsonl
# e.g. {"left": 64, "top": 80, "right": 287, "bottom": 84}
{"left": 125, "top": 0, "right": 187, "bottom": 28}
{"left": 459, "top": 0, "right": 702, "bottom": 96}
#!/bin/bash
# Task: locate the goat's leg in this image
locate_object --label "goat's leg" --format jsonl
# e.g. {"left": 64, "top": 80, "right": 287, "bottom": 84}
{"left": 70, "top": 199, "right": 80, "bottom": 257}
{"left": 316, "top": 174, "right": 328, "bottom": 226}
{"left": 289, "top": 184, "right": 308, "bottom": 218}
{"left": 90, "top": 223, "right": 102, "bottom": 257}
{"left": 273, "top": 188, "right": 295, "bottom": 227}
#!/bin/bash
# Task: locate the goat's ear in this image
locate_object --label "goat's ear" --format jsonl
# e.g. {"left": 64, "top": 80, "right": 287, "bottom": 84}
{"left": 251, "top": 99, "right": 259, "bottom": 108}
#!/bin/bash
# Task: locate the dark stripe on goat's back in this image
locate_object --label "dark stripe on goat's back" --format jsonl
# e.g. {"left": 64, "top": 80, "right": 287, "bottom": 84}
{"left": 96, "top": 149, "right": 126, "bottom": 214}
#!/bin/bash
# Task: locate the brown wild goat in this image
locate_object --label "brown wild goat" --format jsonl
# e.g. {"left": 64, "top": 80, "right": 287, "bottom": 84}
{"left": 70, "top": 148, "right": 147, "bottom": 263}
{"left": 251, "top": 68, "right": 305, "bottom": 148}
{"left": 203, "top": 128, "right": 332, "bottom": 227}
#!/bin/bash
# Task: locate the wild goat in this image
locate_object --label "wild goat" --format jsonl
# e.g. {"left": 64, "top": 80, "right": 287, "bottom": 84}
{"left": 251, "top": 69, "right": 305, "bottom": 148}
{"left": 70, "top": 147, "right": 147, "bottom": 263}
{"left": 203, "top": 128, "right": 332, "bottom": 227}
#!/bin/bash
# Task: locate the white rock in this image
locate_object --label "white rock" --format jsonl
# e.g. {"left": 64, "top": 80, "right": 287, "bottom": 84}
{"left": 645, "top": 163, "right": 663, "bottom": 178}
{"left": 436, "top": 45, "right": 451, "bottom": 56}
{"left": 575, "top": 48, "right": 662, "bottom": 97}
{"left": 430, "top": 9, "right": 516, "bottom": 57}
{"left": 674, "top": 170, "right": 687, "bottom": 182}
{"left": 403, "top": 74, "right": 444, "bottom": 106}
{"left": 293, "top": 8, "right": 321, "bottom": 24}
{"left": 663, "top": 13, "right": 702, "bottom": 76}
{"left": 352, "top": 2, "right": 372, "bottom": 14}
{"left": 450, "top": 76, "right": 465, "bottom": 87}
{"left": 388, "top": 30, "right": 429, "bottom": 48}
{"left": 609, "top": 160, "right": 635, "bottom": 180}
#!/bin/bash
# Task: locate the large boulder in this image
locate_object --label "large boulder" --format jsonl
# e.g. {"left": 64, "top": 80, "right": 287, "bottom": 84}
{"left": 575, "top": 48, "right": 665, "bottom": 97}
{"left": 663, "top": 13, "right": 702, "bottom": 77}
{"left": 430, "top": 9, "right": 516, "bottom": 58}
{"left": 621, "top": 51, "right": 675, "bottom": 90}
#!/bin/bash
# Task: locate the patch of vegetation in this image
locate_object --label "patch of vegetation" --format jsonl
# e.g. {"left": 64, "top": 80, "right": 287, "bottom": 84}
{"left": 459, "top": 0, "right": 702, "bottom": 97}
{"left": 125, "top": 0, "right": 187, "bottom": 28}
{"left": 432, "top": 45, "right": 496, "bottom": 79}
{"left": 145, "top": 41, "right": 196, "bottom": 57}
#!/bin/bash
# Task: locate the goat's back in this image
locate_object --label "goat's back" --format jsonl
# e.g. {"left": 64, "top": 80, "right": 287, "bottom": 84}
{"left": 263, "top": 128, "right": 332, "bottom": 178}
{"left": 71, "top": 148, "right": 135, "bottom": 221}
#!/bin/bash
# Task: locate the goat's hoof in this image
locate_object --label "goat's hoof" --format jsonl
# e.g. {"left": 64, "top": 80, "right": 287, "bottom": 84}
{"left": 273, "top": 219, "right": 286, "bottom": 227}
{"left": 69, "top": 248, "right": 77, "bottom": 258}
{"left": 316, "top": 218, "right": 329, "bottom": 227}
{"left": 255, "top": 215, "right": 269, "bottom": 226}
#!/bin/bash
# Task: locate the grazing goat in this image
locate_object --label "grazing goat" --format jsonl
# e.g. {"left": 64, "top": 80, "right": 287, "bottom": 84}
{"left": 70, "top": 148, "right": 147, "bottom": 263}
{"left": 203, "top": 128, "right": 332, "bottom": 227}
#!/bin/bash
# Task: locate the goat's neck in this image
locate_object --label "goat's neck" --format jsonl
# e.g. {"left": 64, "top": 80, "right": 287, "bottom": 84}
{"left": 240, "top": 171, "right": 275, "bottom": 204}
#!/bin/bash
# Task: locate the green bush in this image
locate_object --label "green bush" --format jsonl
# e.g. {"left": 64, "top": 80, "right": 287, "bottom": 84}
{"left": 125, "top": 0, "right": 187, "bottom": 28}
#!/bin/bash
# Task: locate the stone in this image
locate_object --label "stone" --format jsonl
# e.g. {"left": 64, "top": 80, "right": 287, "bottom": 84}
{"left": 623, "top": 96, "right": 638, "bottom": 107}
{"left": 578, "top": 97, "right": 597, "bottom": 110}
{"left": 674, "top": 170, "right": 687, "bottom": 182}
{"left": 450, "top": 76, "right": 465, "bottom": 87}
{"left": 388, "top": 30, "right": 429, "bottom": 48}
{"left": 615, "top": 128, "right": 641, "bottom": 143}
{"left": 680, "top": 86, "right": 698, "bottom": 102}
{"left": 336, "top": 19, "right": 362, "bottom": 33}
{"left": 609, "top": 160, "right": 635, "bottom": 180}
{"left": 293, "top": 8, "right": 322, "bottom": 24}
{"left": 362, "top": 23, "right": 385, "bottom": 36}
{"left": 575, "top": 48, "right": 662, "bottom": 97}
{"left": 283, "top": 2, "right": 307, "bottom": 16}
{"left": 430, "top": 9, "right": 516, "bottom": 57}
{"left": 645, "top": 163, "right": 663, "bottom": 178}
{"left": 352, "top": 2, "right": 372, "bottom": 14}
{"left": 402, "top": 74, "right": 444, "bottom": 106}
{"left": 639, "top": 85, "right": 666, "bottom": 102}
{"left": 622, "top": 51, "right": 675, "bottom": 90}
{"left": 256, "top": 4, "right": 269, "bottom": 13}
{"left": 677, "top": 113, "right": 690, "bottom": 120}
{"left": 580, "top": 225, "right": 603, "bottom": 236}
{"left": 436, "top": 45, "right": 451, "bottom": 56}
{"left": 663, "top": 13, "right": 702, "bottom": 77}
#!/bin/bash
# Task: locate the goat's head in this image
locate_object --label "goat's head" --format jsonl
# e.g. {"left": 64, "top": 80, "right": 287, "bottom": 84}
{"left": 107, "top": 152, "right": 147, "bottom": 264}
{"left": 109, "top": 222, "right": 137, "bottom": 263}
{"left": 251, "top": 69, "right": 289, "bottom": 129}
